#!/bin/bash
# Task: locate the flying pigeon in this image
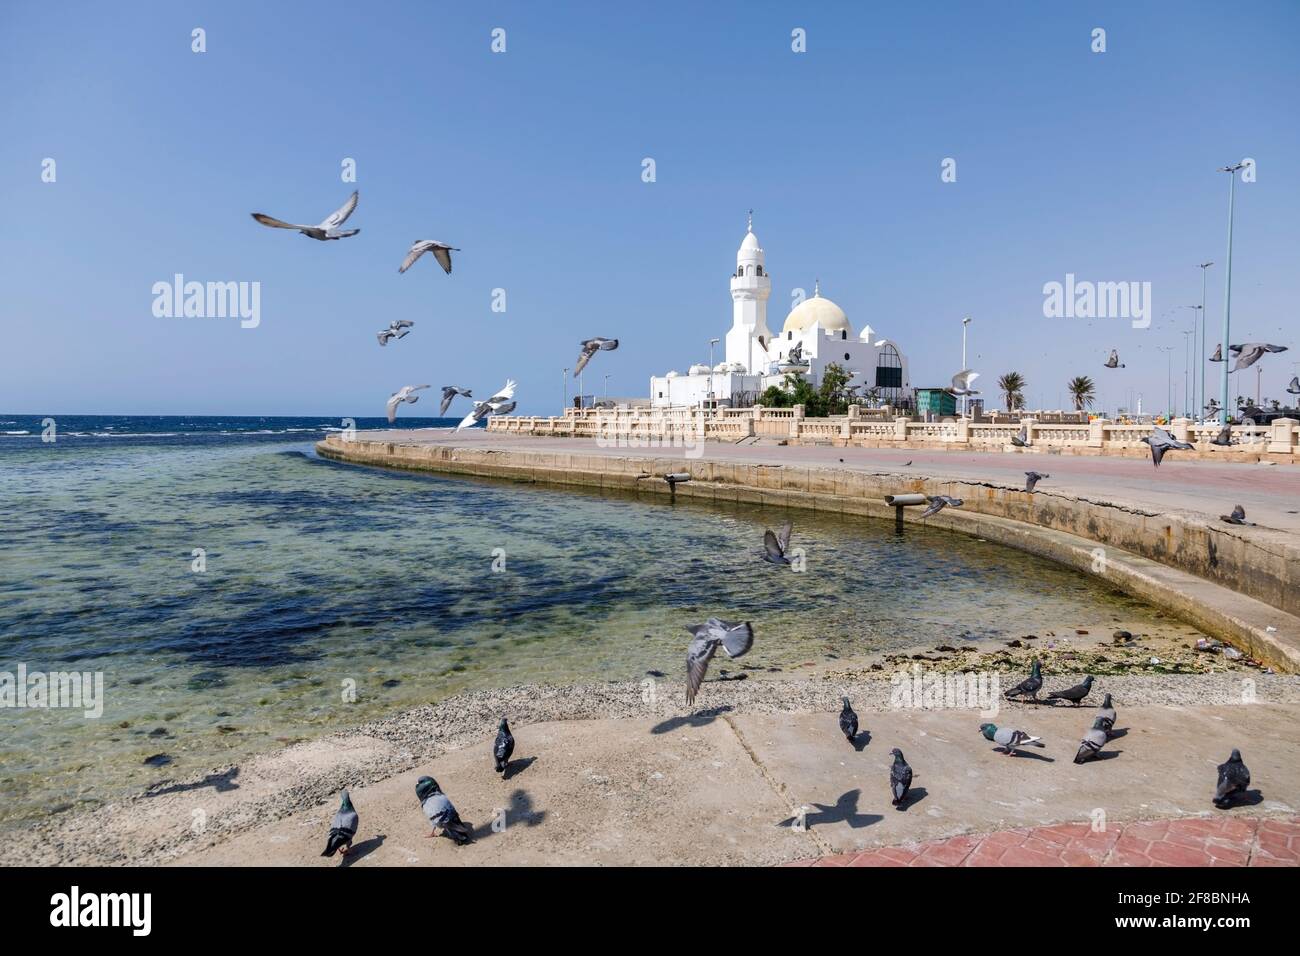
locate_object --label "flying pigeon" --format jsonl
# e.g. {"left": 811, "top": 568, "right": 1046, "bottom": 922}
{"left": 376, "top": 319, "right": 414, "bottom": 347}
{"left": 1229, "top": 343, "right": 1288, "bottom": 372}
{"left": 1004, "top": 659, "right": 1043, "bottom": 701}
{"left": 399, "top": 239, "right": 459, "bottom": 275}
{"left": 839, "top": 697, "right": 858, "bottom": 744}
{"left": 756, "top": 335, "right": 769, "bottom": 353}
{"left": 920, "top": 495, "right": 963, "bottom": 518}
{"left": 1103, "top": 349, "right": 1126, "bottom": 369}
{"left": 439, "top": 386, "right": 472, "bottom": 416}
{"left": 1287, "top": 376, "right": 1300, "bottom": 396}
{"left": 979, "top": 722, "right": 1044, "bottom": 756}
{"left": 251, "top": 190, "right": 360, "bottom": 241}
{"left": 684, "top": 618, "right": 754, "bottom": 706}
{"left": 1210, "top": 424, "right": 1235, "bottom": 447}
{"left": 950, "top": 369, "right": 980, "bottom": 396}
{"left": 1011, "top": 426, "right": 1029, "bottom": 447}
{"left": 386, "top": 384, "right": 430, "bottom": 424}
{"left": 320, "top": 789, "right": 359, "bottom": 857}
{"left": 573, "top": 338, "right": 619, "bottom": 377}
{"left": 456, "top": 379, "right": 516, "bottom": 431}
{"left": 1024, "top": 471, "right": 1049, "bottom": 493}
{"left": 1047, "top": 674, "right": 1094, "bottom": 706}
{"left": 1220, "top": 505, "right": 1254, "bottom": 526}
{"left": 762, "top": 521, "right": 793, "bottom": 566}
{"left": 1096, "top": 693, "right": 1117, "bottom": 738}
{"left": 493, "top": 718, "right": 514, "bottom": 775}
{"left": 1074, "top": 717, "right": 1110, "bottom": 764}
{"left": 1212, "top": 749, "right": 1250, "bottom": 809}
{"left": 889, "top": 748, "right": 913, "bottom": 806}
{"left": 1208, "top": 344, "right": 1224, "bottom": 363}
{"left": 787, "top": 342, "right": 805, "bottom": 364}
{"left": 416, "top": 776, "right": 473, "bottom": 844}
{"left": 1141, "top": 425, "right": 1194, "bottom": 467}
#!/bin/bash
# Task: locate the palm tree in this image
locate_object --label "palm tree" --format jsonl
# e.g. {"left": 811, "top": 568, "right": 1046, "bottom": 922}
{"left": 1067, "top": 375, "right": 1096, "bottom": 411}
{"left": 997, "top": 372, "right": 1026, "bottom": 412}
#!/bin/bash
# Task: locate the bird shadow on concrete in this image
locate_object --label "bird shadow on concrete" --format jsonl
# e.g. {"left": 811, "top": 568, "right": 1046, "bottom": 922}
{"left": 339, "top": 834, "right": 386, "bottom": 867}
{"left": 502, "top": 756, "right": 536, "bottom": 781}
{"left": 1217, "top": 789, "right": 1265, "bottom": 809}
{"left": 777, "top": 789, "right": 884, "bottom": 831}
{"left": 651, "top": 706, "right": 734, "bottom": 735}
{"left": 895, "top": 786, "right": 928, "bottom": 811}
{"left": 143, "top": 766, "right": 240, "bottom": 798}
{"left": 1108, "top": 728, "right": 1129, "bottom": 739}
{"left": 849, "top": 730, "right": 871, "bottom": 753}
{"left": 1077, "top": 750, "right": 1124, "bottom": 763}
{"left": 471, "top": 788, "right": 546, "bottom": 840}
{"left": 992, "top": 747, "right": 1056, "bottom": 762}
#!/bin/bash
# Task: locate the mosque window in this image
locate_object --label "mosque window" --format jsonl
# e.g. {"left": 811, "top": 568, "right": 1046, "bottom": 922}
{"left": 787, "top": 331, "right": 793, "bottom": 340}
{"left": 756, "top": 265, "right": 764, "bottom": 276}
{"left": 845, "top": 353, "right": 851, "bottom": 361}
{"left": 841, "top": 330, "right": 847, "bottom": 340}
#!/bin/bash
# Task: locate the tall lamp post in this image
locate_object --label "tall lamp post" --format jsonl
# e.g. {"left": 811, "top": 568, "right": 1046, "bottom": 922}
{"left": 961, "top": 316, "right": 972, "bottom": 419}
{"left": 708, "top": 338, "right": 719, "bottom": 414}
{"left": 1157, "top": 345, "right": 1175, "bottom": 420}
{"left": 1197, "top": 261, "right": 1213, "bottom": 417}
{"left": 1217, "top": 164, "right": 1245, "bottom": 425}
{"left": 1183, "top": 305, "right": 1202, "bottom": 417}
{"left": 603, "top": 373, "right": 610, "bottom": 401}
{"left": 1181, "top": 329, "right": 1194, "bottom": 418}
{"left": 563, "top": 367, "right": 569, "bottom": 410}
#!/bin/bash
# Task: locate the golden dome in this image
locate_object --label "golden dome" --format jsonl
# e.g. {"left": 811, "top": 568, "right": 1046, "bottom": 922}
{"left": 782, "top": 287, "right": 850, "bottom": 336}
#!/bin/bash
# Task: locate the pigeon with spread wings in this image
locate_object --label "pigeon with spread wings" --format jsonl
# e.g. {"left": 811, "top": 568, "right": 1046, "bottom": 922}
{"left": 251, "top": 191, "right": 360, "bottom": 241}
{"left": 685, "top": 618, "right": 754, "bottom": 706}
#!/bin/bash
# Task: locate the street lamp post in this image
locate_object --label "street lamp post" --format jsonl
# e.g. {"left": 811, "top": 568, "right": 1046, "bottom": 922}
{"left": 1182, "top": 329, "right": 1194, "bottom": 418}
{"left": 1217, "top": 164, "right": 1245, "bottom": 425}
{"left": 708, "top": 338, "right": 719, "bottom": 414}
{"left": 603, "top": 373, "right": 610, "bottom": 401}
{"left": 1183, "top": 305, "right": 1202, "bottom": 417}
{"left": 1198, "top": 261, "right": 1213, "bottom": 417}
{"left": 1157, "top": 345, "right": 1175, "bottom": 420}
{"left": 961, "top": 316, "right": 972, "bottom": 419}
{"left": 563, "top": 367, "right": 569, "bottom": 410}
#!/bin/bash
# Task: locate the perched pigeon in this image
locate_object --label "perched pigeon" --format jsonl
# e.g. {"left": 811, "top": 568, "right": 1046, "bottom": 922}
{"left": 1213, "top": 749, "right": 1250, "bottom": 809}
{"left": 979, "top": 722, "right": 1044, "bottom": 756}
{"left": 1229, "top": 343, "right": 1288, "bottom": 372}
{"left": 1210, "top": 424, "right": 1235, "bottom": 447}
{"left": 573, "top": 338, "right": 619, "bottom": 377}
{"left": 386, "top": 384, "right": 430, "bottom": 424}
{"left": 1141, "top": 425, "right": 1194, "bottom": 467}
{"left": 920, "top": 495, "right": 963, "bottom": 518}
{"left": 1208, "top": 344, "right": 1224, "bottom": 363}
{"left": 1096, "top": 693, "right": 1117, "bottom": 737}
{"left": 416, "top": 776, "right": 473, "bottom": 844}
{"left": 399, "top": 239, "right": 459, "bottom": 275}
{"left": 1025, "top": 471, "right": 1049, "bottom": 493}
{"left": 493, "top": 717, "right": 514, "bottom": 775}
{"left": 839, "top": 697, "right": 858, "bottom": 744}
{"left": 889, "top": 748, "right": 912, "bottom": 806}
{"left": 251, "top": 190, "right": 360, "bottom": 241}
{"left": 1047, "top": 674, "right": 1094, "bottom": 707}
{"left": 456, "top": 380, "right": 516, "bottom": 431}
{"left": 1287, "top": 376, "right": 1300, "bottom": 396}
{"left": 376, "top": 319, "right": 415, "bottom": 347}
{"left": 320, "top": 789, "right": 359, "bottom": 857}
{"left": 950, "top": 369, "right": 980, "bottom": 396}
{"left": 439, "top": 386, "right": 472, "bottom": 416}
{"left": 685, "top": 618, "right": 754, "bottom": 706}
{"left": 1221, "top": 505, "right": 1254, "bottom": 526}
{"left": 1074, "top": 717, "right": 1110, "bottom": 764}
{"left": 1011, "top": 426, "right": 1029, "bottom": 448}
{"left": 1103, "top": 349, "right": 1125, "bottom": 369}
{"left": 1004, "top": 659, "right": 1043, "bottom": 701}
{"left": 762, "top": 521, "right": 793, "bottom": 566}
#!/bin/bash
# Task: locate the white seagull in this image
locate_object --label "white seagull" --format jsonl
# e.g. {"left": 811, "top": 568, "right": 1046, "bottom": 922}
{"left": 251, "top": 191, "right": 360, "bottom": 241}
{"left": 950, "top": 369, "right": 980, "bottom": 395}
{"left": 399, "top": 239, "right": 459, "bottom": 275}
{"left": 386, "top": 384, "right": 430, "bottom": 424}
{"left": 456, "top": 379, "right": 517, "bottom": 431}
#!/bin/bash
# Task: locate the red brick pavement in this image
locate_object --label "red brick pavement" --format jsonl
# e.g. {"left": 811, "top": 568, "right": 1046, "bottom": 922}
{"left": 787, "top": 816, "right": 1300, "bottom": 867}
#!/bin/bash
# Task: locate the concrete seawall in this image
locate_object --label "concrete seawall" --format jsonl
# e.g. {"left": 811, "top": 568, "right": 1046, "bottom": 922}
{"left": 316, "top": 434, "right": 1300, "bottom": 672}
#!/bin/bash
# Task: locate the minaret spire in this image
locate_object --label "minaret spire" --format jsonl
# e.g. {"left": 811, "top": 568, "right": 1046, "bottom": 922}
{"left": 747, "top": 208, "right": 753, "bottom": 232}
{"left": 814, "top": 277, "right": 820, "bottom": 297}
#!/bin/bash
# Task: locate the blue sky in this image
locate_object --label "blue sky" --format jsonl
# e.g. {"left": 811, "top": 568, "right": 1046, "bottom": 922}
{"left": 2, "top": 0, "right": 1297, "bottom": 416}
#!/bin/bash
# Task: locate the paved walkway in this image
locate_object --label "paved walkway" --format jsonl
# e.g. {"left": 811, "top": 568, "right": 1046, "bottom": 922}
{"left": 788, "top": 816, "right": 1300, "bottom": 866}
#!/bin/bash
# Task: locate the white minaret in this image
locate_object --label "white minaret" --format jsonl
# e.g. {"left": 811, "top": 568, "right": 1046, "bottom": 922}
{"left": 725, "top": 211, "right": 773, "bottom": 375}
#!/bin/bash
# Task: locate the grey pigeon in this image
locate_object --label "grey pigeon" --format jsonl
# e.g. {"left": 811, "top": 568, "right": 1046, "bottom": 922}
{"left": 1208, "top": 344, "right": 1224, "bottom": 362}
{"left": 1287, "top": 376, "right": 1300, "bottom": 396}
{"left": 1024, "top": 471, "right": 1049, "bottom": 493}
{"left": 950, "top": 369, "right": 980, "bottom": 396}
{"left": 573, "top": 338, "right": 619, "bottom": 377}
{"left": 889, "top": 748, "right": 912, "bottom": 806}
{"left": 376, "top": 319, "right": 414, "bottom": 346}
{"left": 399, "top": 239, "right": 458, "bottom": 275}
{"left": 1011, "top": 426, "right": 1029, "bottom": 447}
{"left": 1047, "top": 674, "right": 1094, "bottom": 706}
{"left": 1141, "top": 425, "right": 1193, "bottom": 467}
{"left": 1213, "top": 749, "right": 1250, "bottom": 809}
{"left": 685, "top": 618, "right": 754, "bottom": 706}
{"left": 1074, "top": 717, "right": 1110, "bottom": 764}
{"left": 1103, "top": 349, "right": 1125, "bottom": 369}
{"left": 251, "top": 190, "right": 360, "bottom": 240}
{"left": 493, "top": 717, "right": 514, "bottom": 774}
{"left": 762, "top": 521, "right": 793, "bottom": 566}
{"left": 320, "top": 789, "right": 359, "bottom": 857}
{"left": 1210, "top": 424, "right": 1235, "bottom": 447}
{"left": 1004, "top": 659, "right": 1043, "bottom": 701}
{"left": 416, "top": 776, "right": 473, "bottom": 844}
{"left": 455, "top": 379, "right": 516, "bottom": 431}
{"left": 1220, "top": 505, "right": 1254, "bottom": 526}
{"left": 386, "top": 384, "right": 430, "bottom": 424}
{"left": 1096, "top": 692, "right": 1117, "bottom": 737}
{"left": 839, "top": 697, "right": 858, "bottom": 744}
{"left": 979, "top": 722, "right": 1044, "bottom": 756}
{"left": 439, "top": 386, "right": 472, "bottom": 416}
{"left": 920, "top": 495, "right": 963, "bottom": 518}
{"left": 1229, "top": 343, "right": 1287, "bottom": 372}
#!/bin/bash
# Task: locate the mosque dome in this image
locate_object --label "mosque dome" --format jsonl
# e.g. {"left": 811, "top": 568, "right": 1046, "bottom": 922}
{"left": 782, "top": 282, "right": 850, "bottom": 336}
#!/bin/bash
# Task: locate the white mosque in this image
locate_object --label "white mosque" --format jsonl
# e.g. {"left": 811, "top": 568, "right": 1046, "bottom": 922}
{"left": 649, "top": 215, "right": 912, "bottom": 409}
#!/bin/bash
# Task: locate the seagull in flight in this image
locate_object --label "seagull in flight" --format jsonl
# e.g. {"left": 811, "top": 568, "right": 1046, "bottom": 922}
{"left": 439, "top": 386, "right": 472, "bottom": 416}
{"left": 456, "top": 380, "right": 516, "bottom": 431}
{"left": 376, "top": 319, "right": 414, "bottom": 346}
{"left": 574, "top": 338, "right": 619, "bottom": 377}
{"left": 251, "top": 191, "right": 360, "bottom": 240}
{"left": 685, "top": 618, "right": 754, "bottom": 706}
{"left": 399, "top": 239, "right": 459, "bottom": 275}
{"left": 949, "top": 369, "right": 980, "bottom": 395}
{"left": 386, "top": 384, "right": 430, "bottom": 424}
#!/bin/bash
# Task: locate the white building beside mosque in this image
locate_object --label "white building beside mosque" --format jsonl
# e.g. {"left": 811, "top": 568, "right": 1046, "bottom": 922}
{"left": 649, "top": 215, "right": 912, "bottom": 408}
